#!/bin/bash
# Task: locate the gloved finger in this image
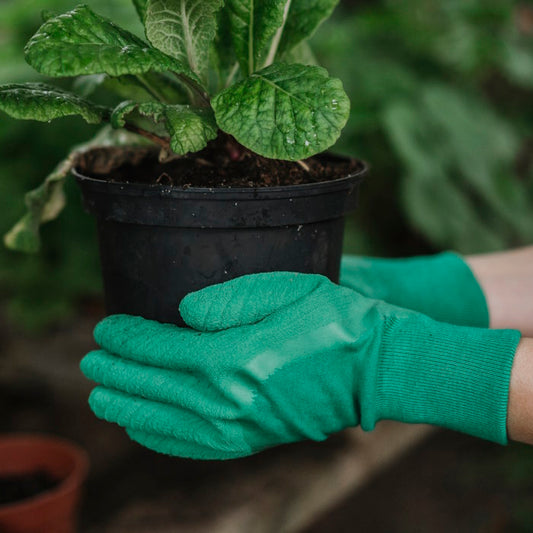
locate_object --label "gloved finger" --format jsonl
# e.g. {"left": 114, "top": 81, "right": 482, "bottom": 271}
{"left": 180, "top": 271, "right": 327, "bottom": 332}
{"left": 126, "top": 429, "right": 251, "bottom": 460}
{"left": 89, "top": 386, "right": 215, "bottom": 440}
{"left": 81, "top": 350, "right": 247, "bottom": 419}
{"left": 94, "top": 314, "right": 236, "bottom": 370}
{"left": 89, "top": 386, "right": 251, "bottom": 454}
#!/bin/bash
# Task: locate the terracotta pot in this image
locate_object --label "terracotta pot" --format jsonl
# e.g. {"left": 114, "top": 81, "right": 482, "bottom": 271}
{"left": 0, "top": 435, "right": 89, "bottom": 533}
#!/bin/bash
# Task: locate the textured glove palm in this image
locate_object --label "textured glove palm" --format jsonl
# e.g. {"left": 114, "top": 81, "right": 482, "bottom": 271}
{"left": 81, "top": 272, "right": 519, "bottom": 460}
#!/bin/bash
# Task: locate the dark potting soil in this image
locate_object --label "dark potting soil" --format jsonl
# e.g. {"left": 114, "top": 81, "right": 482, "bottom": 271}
{"left": 0, "top": 471, "right": 60, "bottom": 505}
{"left": 75, "top": 135, "right": 360, "bottom": 188}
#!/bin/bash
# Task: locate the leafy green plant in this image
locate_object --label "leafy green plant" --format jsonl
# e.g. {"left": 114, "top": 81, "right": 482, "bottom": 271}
{"left": 0, "top": 0, "right": 348, "bottom": 252}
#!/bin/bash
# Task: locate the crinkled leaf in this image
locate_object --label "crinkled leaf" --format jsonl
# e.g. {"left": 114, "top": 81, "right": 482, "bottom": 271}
{"left": 111, "top": 101, "right": 217, "bottom": 154}
{"left": 132, "top": 0, "right": 149, "bottom": 23}
{"left": 277, "top": 0, "right": 339, "bottom": 57}
{"left": 111, "top": 100, "right": 166, "bottom": 128}
{"left": 212, "top": 63, "right": 349, "bottom": 160}
{"left": 0, "top": 83, "right": 108, "bottom": 124}
{"left": 4, "top": 127, "right": 148, "bottom": 253}
{"left": 25, "top": 5, "right": 200, "bottom": 84}
{"left": 145, "top": 0, "right": 223, "bottom": 82}
{"left": 165, "top": 106, "right": 217, "bottom": 154}
{"left": 226, "top": 0, "right": 287, "bottom": 75}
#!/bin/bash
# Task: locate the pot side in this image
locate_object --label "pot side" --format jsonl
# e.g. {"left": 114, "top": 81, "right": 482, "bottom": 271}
{"left": 75, "top": 151, "right": 367, "bottom": 325}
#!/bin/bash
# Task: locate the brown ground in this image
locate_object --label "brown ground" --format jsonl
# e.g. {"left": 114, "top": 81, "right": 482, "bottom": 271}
{"left": 305, "top": 430, "right": 533, "bottom": 533}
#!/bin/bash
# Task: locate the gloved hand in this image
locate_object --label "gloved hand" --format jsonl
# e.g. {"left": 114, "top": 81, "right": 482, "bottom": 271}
{"left": 81, "top": 272, "right": 520, "bottom": 460}
{"left": 341, "top": 252, "right": 488, "bottom": 327}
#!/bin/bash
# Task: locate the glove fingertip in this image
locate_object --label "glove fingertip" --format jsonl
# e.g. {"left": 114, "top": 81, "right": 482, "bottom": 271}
{"left": 87, "top": 386, "right": 107, "bottom": 419}
{"left": 93, "top": 314, "right": 150, "bottom": 348}
{"left": 79, "top": 349, "right": 100, "bottom": 379}
{"left": 80, "top": 349, "right": 114, "bottom": 382}
{"left": 88, "top": 386, "right": 131, "bottom": 427}
{"left": 180, "top": 272, "right": 327, "bottom": 332}
{"left": 180, "top": 283, "right": 241, "bottom": 332}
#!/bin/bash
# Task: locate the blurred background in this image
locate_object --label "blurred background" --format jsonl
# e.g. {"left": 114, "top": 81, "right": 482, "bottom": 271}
{"left": 1, "top": 0, "right": 532, "bottom": 531}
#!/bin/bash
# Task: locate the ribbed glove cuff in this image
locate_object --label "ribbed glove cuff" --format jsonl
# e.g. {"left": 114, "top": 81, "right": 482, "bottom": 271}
{"left": 360, "top": 312, "right": 521, "bottom": 444}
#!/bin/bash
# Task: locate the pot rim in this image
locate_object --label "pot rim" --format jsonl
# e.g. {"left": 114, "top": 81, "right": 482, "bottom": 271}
{"left": 72, "top": 154, "right": 368, "bottom": 200}
{"left": 0, "top": 434, "right": 89, "bottom": 516}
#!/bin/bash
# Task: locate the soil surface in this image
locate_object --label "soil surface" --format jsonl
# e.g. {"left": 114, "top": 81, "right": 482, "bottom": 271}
{"left": 75, "top": 135, "right": 361, "bottom": 188}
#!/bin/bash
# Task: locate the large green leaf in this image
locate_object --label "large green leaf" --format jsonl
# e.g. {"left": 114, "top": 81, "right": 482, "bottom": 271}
{"left": 165, "top": 106, "right": 217, "bottom": 154}
{"left": 226, "top": 0, "right": 287, "bottom": 75}
{"left": 145, "top": 0, "right": 223, "bottom": 82}
{"left": 111, "top": 100, "right": 166, "bottom": 128}
{"left": 0, "top": 82, "right": 108, "bottom": 124}
{"left": 212, "top": 63, "right": 349, "bottom": 160}
{"left": 277, "top": 0, "right": 339, "bottom": 57}
{"left": 25, "top": 5, "right": 200, "bottom": 83}
{"left": 111, "top": 101, "right": 217, "bottom": 154}
{"left": 4, "top": 127, "right": 149, "bottom": 253}
{"left": 210, "top": 7, "right": 239, "bottom": 91}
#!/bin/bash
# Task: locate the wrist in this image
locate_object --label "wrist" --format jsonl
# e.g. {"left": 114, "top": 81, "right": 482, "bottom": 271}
{"left": 466, "top": 247, "right": 533, "bottom": 336}
{"left": 507, "top": 338, "right": 533, "bottom": 444}
{"left": 359, "top": 311, "right": 521, "bottom": 443}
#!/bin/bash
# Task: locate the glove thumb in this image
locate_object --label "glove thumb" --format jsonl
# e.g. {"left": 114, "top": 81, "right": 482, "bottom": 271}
{"left": 179, "top": 272, "right": 325, "bottom": 332}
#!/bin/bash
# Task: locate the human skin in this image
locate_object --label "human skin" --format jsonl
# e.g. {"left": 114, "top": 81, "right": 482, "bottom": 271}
{"left": 467, "top": 246, "right": 533, "bottom": 336}
{"left": 467, "top": 247, "right": 533, "bottom": 444}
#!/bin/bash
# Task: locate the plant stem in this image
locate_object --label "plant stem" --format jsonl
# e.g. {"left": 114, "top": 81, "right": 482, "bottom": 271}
{"left": 136, "top": 75, "right": 167, "bottom": 103}
{"left": 175, "top": 73, "right": 211, "bottom": 107}
{"left": 296, "top": 159, "right": 310, "bottom": 172}
{"left": 225, "top": 62, "right": 240, "bottom": 88}
{"left": 249, "top": 0, "right": 254, "bottom": 74}
{"left": 264, "top": 0, "right": 292, "bottom": 68}
{"left": 123, "top": 123, "right": 170, "bottom": 151}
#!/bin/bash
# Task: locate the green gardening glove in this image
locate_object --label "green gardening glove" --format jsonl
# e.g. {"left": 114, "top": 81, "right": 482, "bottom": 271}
{"left": 340, "top": 252, "right": 488, "bottom": 327}
{"left": 81, "top": 272, "right": 520, "bottom": 460}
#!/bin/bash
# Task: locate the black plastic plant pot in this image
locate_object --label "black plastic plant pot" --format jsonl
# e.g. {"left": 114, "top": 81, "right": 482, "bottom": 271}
{"left": 74, "top": 152, "right": 367, "bottom": 326}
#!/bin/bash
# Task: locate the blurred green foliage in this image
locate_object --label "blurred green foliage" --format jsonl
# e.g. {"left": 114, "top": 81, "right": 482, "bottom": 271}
{"left": 0, "top": 0, "right": 141, "bottom": 332}
{"left": 1, "top": 0, "right": 532, "bottom": 330}
{"left": 316, "top": 0, "right": 533, "bottom": 255}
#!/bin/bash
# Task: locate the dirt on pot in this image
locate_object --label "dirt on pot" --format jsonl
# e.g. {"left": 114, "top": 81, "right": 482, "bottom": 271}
{"left": 75, "top": 135, "right": 360, "bottom": 189}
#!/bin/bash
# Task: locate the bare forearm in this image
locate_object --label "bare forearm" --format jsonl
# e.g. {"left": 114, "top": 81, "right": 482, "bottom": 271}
{"left": 467, "top": 246, "right": 533, "bottom": 336}
{"left": 467, "top": 247, "right": 533, "bottom": 442}
{"left": 508, "top": 338, "right": 533, "bottom": 444}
